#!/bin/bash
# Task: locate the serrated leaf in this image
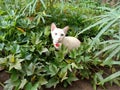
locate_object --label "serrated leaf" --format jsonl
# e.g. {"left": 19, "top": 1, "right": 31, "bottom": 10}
{"left": 19, "top": 79, "right": 27, "bottom": 89}
{"left": 71, "top": 63, "right": 78, "bottom": 69}
{"left": 39, "top": 77, "right": 48, "bottom": 85}
{"left": 9, "top": 62, "right": 22, "bottom": 70}
{"left": 59, "top": 71, "right": 68, "bottom": 82}
{"left": 49, "top": 64, "right": 59, "bottom": 77}
{"left": 8, "top": 55, "right": 24, "bottom": 70}
{"left": 26, "top": 63, "right": 35, "bottom": 76}
{"left": 67, "top": 76, "right": 78, "bottom": 85}
{"left": 46, "top": 78, "right": 59, "bottom": 88}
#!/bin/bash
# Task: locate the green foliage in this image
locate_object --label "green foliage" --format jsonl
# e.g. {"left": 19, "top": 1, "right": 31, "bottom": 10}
{"left": 0, "top": 0, "right": 120, "bottom": 90}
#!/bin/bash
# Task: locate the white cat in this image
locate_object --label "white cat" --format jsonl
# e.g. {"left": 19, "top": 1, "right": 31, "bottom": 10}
{"left": 51, "top": 23, "right": 81, "bottom": 50}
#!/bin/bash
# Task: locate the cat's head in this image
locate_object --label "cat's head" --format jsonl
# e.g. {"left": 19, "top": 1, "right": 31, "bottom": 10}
{"left": 51, "top": 23, "right": 69, "bottom": 43}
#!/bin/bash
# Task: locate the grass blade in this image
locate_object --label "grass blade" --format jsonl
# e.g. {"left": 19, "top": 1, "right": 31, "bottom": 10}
{"left": 95, "top": 43, "right": 120, "bottom": 57}
{"left": 104, "top": 45, "right": 120, "bottom": 64}
{"left": 99, "top": 71, "right": 120, "bottom": 85}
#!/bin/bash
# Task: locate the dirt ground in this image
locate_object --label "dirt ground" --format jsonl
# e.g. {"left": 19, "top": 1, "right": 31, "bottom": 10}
{"left": 0, "top": 71, "right": 120, "bottom": 90}
{"left": 44, "top": 80, "right": 120, "bottom": 90}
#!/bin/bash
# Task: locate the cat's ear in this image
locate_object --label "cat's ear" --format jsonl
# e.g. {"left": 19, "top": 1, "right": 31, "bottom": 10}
{"left": 63, "top": 26, "right": 69, "bottom": 34}
{"left": 51, "top": 23, "right": 57, "bottom": 31}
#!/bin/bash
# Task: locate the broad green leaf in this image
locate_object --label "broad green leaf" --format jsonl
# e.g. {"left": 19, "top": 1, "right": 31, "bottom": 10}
{"left": 25, "top": 82, "right": 32, "bottom": 90}
{"left": 44, "top": 26, "right": 50, "bottom": 36}
{"left": 9, "top": 62, "right": 22, "bottom": 70}
{"left": 8, "top": 55, "right": 24, "bottom": 70}
{"left": 4, "top": 79, "right": 14, "bottom": 90}
{"left": 69, "top": 49, "right": 77, "bottom": 59}
{"left": 71, "top": 63, "right": 78, "bottom": 69}
{"left": 0, "top": 57, "right": 7, "bottom": 64}
{"left": 31, "top": 82, "right": 39, "bottom": 90}
{"left": 67, "top": 76, "right": 78, "bottom": 85}
{"left": 25, "top": 54, "right": 32, "bottom": 60}
{"left": 19, "top": 79, "right": 27, "bottom": 89}
{"left": 46, "top": 78, "right": 59, "bottom": 88}
{"left": 39, "top": 77, "right": 48, "bottom": 85}
{"left": 59, "top": 71, "right": 68, "bottom": 82}
{"left": 49, "top": 64, "right": 59, "bottom": 77}
{"left": 26, "top": 63, "right": 35, "bottom": 76}
{"left": 10, "top": 44, "right": 20, "bottom": 54}
{"left": 11, "top": 73, "right": 19, "bottom": 82}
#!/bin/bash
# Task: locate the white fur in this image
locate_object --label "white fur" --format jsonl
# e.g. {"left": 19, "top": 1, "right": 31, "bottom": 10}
{"left": 51, "top": 23, "right": 81, "bottom": 50}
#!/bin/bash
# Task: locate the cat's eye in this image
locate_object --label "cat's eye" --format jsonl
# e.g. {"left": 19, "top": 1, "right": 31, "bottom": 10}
{"left": 55, "top": 33, "right": 57, "bottom": 35}
{"left": 61, "top": 34, "right": 64, "bottom": 36}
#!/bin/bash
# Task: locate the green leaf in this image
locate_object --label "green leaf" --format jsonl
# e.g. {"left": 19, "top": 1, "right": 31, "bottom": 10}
{"left": 103, "top": 46, "right": 120, "bottom": 65}
{"left": 25, "top": 54, "right": 32, "bottom": 60}
{"left": 95, "top": 43, "right": 120, "bottom": 57}
{"left": 4, "top": 79, "right": 14, "bottom": 90}
{"left": 0, "top": 43, "right": 4, "bottom": 51}
{"left": 99, "top": 71, "right": 120, "bottom": 85}
{"left": 67, "top": 75, "right": 78, "bottom": 85}
{"left": 19, "top": 79, "right": 27, "bottom": 89}
{"left": 49, "top": 64, "right": 59, "bottom": 77}
{"left": 25, "top": 82, "right": 32, "bottom": 90}
{"left": 0, "top": 57, "right": 7, "bottom": 65}
{"left": 39, "top": 77, "right": 48, "bottom": 85}
{"left": 46, "top": 78, "right": 59, "bottom": 88}
{"left": 44, "top": 26, "right": 50, "bottom": 36}
{"left": 11, "top": 72, "right": 19, "bottom": 82}
{"left": 31, "top": 82, "right": 39, "bottom": 90}
{"left": 10, "top": 44, "right": 20, "bottom": 54}
{"left": 39, "top": 0, "right": 46, "bottom": 9}
{"left": 71, "top": 63, "right": 78, "bottom": 69}
{"left": 59, "top": 71, "right": 68, "bottom": 82}
{"left": 69, "top": 49, "right": 77, "bottom": 59}
{"left": 26, "top": 63, "right": 35, "bottom": 76}
{"left": 9, "top": 56, "right": 24, "bottom": 70}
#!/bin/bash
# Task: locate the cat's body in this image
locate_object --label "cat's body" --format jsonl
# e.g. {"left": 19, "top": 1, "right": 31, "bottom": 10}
{"left": 51, "top": 23, "right": 81, "bottom": 50}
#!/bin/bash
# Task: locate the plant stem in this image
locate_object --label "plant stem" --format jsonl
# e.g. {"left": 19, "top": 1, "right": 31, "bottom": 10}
{"left": 0, "top": 82, "right": 4, "bottom": 88}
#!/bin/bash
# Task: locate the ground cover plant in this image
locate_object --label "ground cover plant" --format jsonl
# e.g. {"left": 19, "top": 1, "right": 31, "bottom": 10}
{"left": 0, "top": 0, "right": 120, "bottom": 90}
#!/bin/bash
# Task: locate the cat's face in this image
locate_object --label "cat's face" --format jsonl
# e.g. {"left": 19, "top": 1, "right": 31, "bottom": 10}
{"left": 51, "top": 23, "right": 69, "bottom": 43}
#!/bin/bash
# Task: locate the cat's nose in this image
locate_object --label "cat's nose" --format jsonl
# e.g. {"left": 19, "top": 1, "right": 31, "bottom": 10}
{"left": 58, "top": 38, "right": 61, "bottom": 41}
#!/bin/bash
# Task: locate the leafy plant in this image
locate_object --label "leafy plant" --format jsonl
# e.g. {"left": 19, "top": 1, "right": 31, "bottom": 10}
{"left": 77, "top": 4, "right": 120, "bottom": 48}
{"left": 1, "top": 0, "right": 120, "bottom": 90}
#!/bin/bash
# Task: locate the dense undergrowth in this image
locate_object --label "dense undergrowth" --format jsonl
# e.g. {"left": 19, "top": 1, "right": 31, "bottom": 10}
{"left": 0, "top": 0, "right": 120, "bottom": 90}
